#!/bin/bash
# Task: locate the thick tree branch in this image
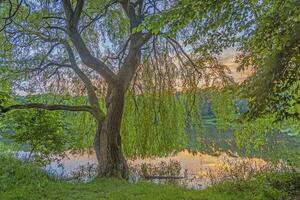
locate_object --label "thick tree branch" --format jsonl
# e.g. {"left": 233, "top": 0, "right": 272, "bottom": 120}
{"left": 1, "top": 104, "right": 94, "bottom": 115}
{"left": 116, "top": 0, "right": 152, "bottom": 89}
{"left": 118, "top": 32, "right": 152, "bottom": 88}
{"left": 62, "top": 0, "right": 73, "bottom": 19}
{"left": 69, "top": 31, "right": 118, "bottom": 85}
{"left": 74, "top": 0, "right": 84, "bottom": 27}
{"left": 63, "top": 42, "right": 105, "bottom": 118}
{"left": 62, "top": 0, "right": 118, "bottom": 86}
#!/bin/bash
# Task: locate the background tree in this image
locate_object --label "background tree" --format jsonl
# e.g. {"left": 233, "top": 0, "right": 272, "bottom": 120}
{"left": 1, "top": 109, "right": 68, "bottom": 165}
{"left": 147, "top": 0, "right": 300, "bottom": 120}
{"left": 142, "top": 0, "right": 300, "bottom": 166}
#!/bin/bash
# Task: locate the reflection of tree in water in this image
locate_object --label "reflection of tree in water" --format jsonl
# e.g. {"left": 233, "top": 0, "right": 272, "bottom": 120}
{"left": 185, "top": 98, "right": 300, "bottom": 164}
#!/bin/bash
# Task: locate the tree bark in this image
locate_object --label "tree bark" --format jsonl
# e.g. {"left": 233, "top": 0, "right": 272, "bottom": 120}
{"left": 94, "top": 86, "right": 128, "bottom": 178}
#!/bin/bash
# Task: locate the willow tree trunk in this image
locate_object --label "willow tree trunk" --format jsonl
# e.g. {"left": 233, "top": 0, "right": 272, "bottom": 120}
{"left": 93, "top": 87, "right": 128, "bottom": 178}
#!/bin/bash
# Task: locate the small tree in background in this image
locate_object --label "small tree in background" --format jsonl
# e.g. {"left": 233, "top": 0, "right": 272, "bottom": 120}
{"left": 3, "top": 109, "right": 69, "bottom": 165}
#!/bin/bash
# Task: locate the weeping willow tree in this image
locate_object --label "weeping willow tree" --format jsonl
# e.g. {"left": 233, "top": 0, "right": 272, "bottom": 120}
{"left": 0, "top": 0, "right": 233, "bottom": 178}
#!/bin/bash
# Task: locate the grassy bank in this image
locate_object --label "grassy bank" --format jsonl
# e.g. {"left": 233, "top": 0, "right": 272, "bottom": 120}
{"left": 0, "top": 155, "right": 299, "bottom": 200}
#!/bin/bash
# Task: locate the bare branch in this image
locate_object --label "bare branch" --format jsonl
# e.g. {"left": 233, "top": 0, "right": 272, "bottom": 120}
{"left": 74, "top": 0, "right": 84, "bottom": 27}
{"left": 80, "top": 1, "right": 118, "bottom": 33}
{"left": 61, "top": 0, "right": 118, "bottom": 85}
{"left": 167, "top": 37, "right": 200, "bottom": 70}
{"left": 38, "top": 43, "right": 60, "bottom": 69}
{"left": 42, "top": 16, "right": 65, "bottom": 21}
{"left": 0, "top": 0, "right": 24, "bottom": 31}
{"left": 67, "top": 31, "right": 118, "bottom": 85}
{"left": 118, "top": 32, "right": 152, "bottom": 88}
{"left": 62, "top": 0, "right": 74, "bottom": 20}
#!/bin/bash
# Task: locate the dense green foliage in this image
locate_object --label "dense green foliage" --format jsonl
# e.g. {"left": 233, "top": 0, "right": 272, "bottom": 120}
{"left": 1, "top": 109, "right": 68, "bottom": 164}
{"left": 209, "top": 88, "right": 300, "bottom": 166}
{"left": 0, "top": 154, "right": 299, "bottom": 200}
{"left": 122, "top": 92, "right": 202, "bottom": 158}
{"left": 0, "top": 67, "right": 13, "bottom": 110}
{"left": 142, "top": 0, "right": 300, "bottom": 120}
{"left": 209, "top": 89, "right": 237, "bottom": 131}
{"left": 237, "top": 0, "right": 300, "bottom": 120}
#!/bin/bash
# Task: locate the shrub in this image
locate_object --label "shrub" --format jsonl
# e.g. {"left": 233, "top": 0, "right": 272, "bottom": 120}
{"left": 2, "top": 109, "right": 69, "bottom": 165}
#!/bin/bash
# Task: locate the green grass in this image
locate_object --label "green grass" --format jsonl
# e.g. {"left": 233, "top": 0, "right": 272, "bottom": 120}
{"left": 0, "top": 155, "right": 299, "bottom": 200}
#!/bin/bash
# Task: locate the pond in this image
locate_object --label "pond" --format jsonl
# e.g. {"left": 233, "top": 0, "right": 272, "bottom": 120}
{"left": 42, "top": 150, "right": 270, "bottom": 190}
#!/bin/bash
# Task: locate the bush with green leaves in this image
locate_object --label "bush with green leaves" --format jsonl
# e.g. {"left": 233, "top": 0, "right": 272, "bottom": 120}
{"left": 2, "top": 109, "right": 69, "bottom": 165}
